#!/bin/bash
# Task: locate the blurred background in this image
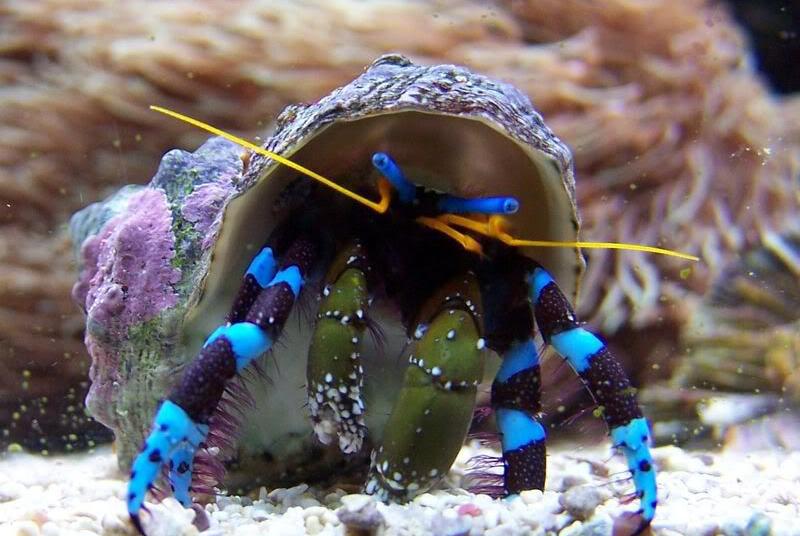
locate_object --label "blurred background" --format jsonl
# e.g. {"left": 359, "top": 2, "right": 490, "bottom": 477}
{"left": 0, "top": 0, "right": 797, "bottom": 454}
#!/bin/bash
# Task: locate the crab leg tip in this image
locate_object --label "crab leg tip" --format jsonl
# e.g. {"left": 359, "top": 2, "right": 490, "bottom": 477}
{"left": 126, "top": 400, "right": 209, "bottom": 527}
{"left": 130, "top": 513, "right": 146, "bottom": 536}
{"left": 611, "top": 417, "right": 657, "bottom": 522}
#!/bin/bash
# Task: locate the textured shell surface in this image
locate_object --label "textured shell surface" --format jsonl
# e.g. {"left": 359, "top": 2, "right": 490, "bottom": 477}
{"left": 71, "top": 54, "right": 582, "bottom": 479}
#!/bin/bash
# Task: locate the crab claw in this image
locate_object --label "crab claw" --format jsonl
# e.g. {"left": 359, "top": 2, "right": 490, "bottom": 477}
{"left": 127, "top": 400, "right": 209, "bottom": 534}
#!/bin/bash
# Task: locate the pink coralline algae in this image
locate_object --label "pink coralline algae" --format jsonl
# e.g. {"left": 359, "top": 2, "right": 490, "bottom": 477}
{"left": 70, "top": 136, "right": 245, "bottom": 459}
{"left": 73, "top": 188, "right": 181, "bottom": 334}
{"left": 71, "top": 188, "right": 181, "bottom": 430}
{"left": 182, "top": 181, "right": 236, "bottom": 250}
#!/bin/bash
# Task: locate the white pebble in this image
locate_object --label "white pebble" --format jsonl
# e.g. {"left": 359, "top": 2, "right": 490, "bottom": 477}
{"left": 685, "top": 474, "right": 709, "bottom": 494}
{"left": 251, "top": 508, "right": 270, "bottom": 522}
{"left": 0, "top": 481, "right": 25, "bottom": 502}
{"left": 11, "top": 521, "right": 40, "bottom": 536}
{"left": 40, "top": 523, "right": 60, "bottom": 536}
{"left": 224, "top": 503, "right": 244, "bottom": 515}
{"left": 305, "top": 514, "right": 324, "bottom": 534}
{"left": 414, "top": 493, "right": 440, "bottom": 508}
{"left": 302, "top": 506, "right": 328, "bottom": 519}
{"left": 100, "top": 510, "right": 129, "bottom": 532}
{"left": 341, "top": 494, "right": 372, "bottom": 512}
{"left": 483, "top": 507, "right": 501, "bottom": 529}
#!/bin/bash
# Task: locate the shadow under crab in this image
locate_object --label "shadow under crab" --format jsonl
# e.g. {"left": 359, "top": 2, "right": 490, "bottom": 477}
{"left": 72, "top": 55, "right": 656, "bottom": 533}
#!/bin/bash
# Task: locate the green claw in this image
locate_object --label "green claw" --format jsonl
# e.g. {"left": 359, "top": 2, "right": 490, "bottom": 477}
{"left": 366, "top": 274, "right": 485, "bottom": 500}
{"left": 307, "top": 242, "right": 371, "bottom": 454}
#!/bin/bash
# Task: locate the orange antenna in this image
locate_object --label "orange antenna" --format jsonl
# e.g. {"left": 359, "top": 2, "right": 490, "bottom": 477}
{"left": 150, "top": 106, "right": 389, "bottom": 214}
{"left": 151, "top": 106, "right": 699, "bottom": 262}
{"left": 436, "top": 214, "right": 699, "bottom": 261}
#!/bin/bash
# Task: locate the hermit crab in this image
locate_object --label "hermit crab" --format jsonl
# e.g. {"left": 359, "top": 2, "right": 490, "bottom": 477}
{"left": 72, "top": 55, "right": 694, "bottom": 534}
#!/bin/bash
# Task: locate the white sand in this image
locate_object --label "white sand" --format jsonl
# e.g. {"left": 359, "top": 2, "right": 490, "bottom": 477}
{"left": 0, "top": 442, "right": 798, "bottom": 536}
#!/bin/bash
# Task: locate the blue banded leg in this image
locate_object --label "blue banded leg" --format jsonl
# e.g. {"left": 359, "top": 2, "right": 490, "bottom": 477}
{"left": 529, "top": 266, "right": 657, "bottom": 528}
{"left": 227, "top": 246, "right": 277, "bottom": 323}
{"left": 126, "top": 237, "right": 316, "bottom": 534}
{"left": 491, "top": 339, "right": 546, "bottom": 494}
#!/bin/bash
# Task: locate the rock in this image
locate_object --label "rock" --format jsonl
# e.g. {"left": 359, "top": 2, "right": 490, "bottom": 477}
{"left": 337, "top": 500, "right": 384, "bottom": 533}
{"left": 745, "top": 512, "right": 773, "bottom": 536}
{"left": 559, "top": 486, "right": 605, "bottom": 521}
{"left": 430, "top": 510, "right": 471, "bottom": 536}
{"left": 11, "top": 521, "right": 40, "bottom": 536}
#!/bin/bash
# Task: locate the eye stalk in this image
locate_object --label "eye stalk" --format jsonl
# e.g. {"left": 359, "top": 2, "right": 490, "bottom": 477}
{"left": 437, "top": 195, "right": 519, "bottom": 216}
{"left": 372, "top": 152, "right": 417, "bottom": 204}
{"left": 372, "top": 151, "right": 519, "bottom": 216}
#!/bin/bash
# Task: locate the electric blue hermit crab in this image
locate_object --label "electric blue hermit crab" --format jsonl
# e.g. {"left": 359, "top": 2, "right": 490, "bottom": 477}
{"left": 72, "top": 55, "right": 695, "bottom": 535}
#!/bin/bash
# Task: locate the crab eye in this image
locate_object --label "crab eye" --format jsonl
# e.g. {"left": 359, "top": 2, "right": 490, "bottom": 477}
{"left": 503, "top": 198, "right": 520, "bottom": 214}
